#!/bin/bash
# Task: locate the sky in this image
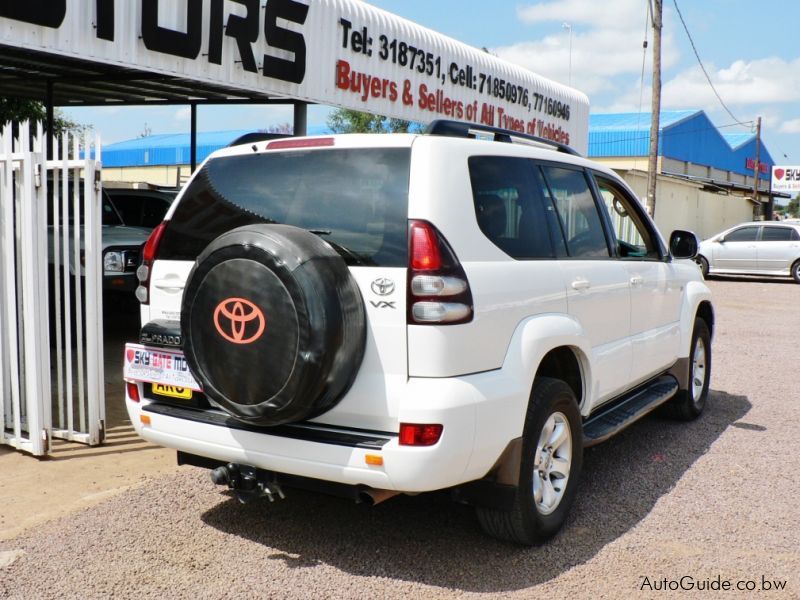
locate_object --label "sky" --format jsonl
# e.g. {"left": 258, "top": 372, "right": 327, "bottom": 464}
{"left": 63, "top": 0, "right": 800, "bottom": 164}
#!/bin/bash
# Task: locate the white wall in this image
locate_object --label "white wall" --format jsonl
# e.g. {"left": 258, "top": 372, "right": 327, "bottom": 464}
{"left": 622, "top": 171, "right": 755, "bottom": 239}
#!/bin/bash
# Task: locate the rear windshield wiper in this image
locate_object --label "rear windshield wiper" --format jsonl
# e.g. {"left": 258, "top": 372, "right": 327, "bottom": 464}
{"left": 308, "top": 230, "right": 371, "bottom": 266}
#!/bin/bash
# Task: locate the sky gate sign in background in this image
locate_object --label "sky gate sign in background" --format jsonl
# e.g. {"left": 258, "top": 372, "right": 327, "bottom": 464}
{"left": 0, "top": 0, "right": 590, "bottom": 153}
{"left": 771, "top": 166, "right": 800, "bottom": 194}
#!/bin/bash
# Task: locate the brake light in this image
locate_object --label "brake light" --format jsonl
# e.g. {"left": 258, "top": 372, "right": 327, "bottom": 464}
{"left": 135, "top": 220, "right": 168, "bottom": 305}
{"left": 399, "top": 423, "right": 443, "bottom": 446}
{"left": 266, "top": 137, "right": 335, "bottom": 150}
{"left": 127, "top": 381, "right": 141, "bottom": 402}
{"left": 407, "top": 220, "right": 473, "bottom": 325}
{"left": 410, "top": 222, "right": 441, "bottom": 270}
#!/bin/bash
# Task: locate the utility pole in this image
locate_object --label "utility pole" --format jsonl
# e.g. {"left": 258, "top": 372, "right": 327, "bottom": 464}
{"left": 645, "top": 0, "right": 662, "bottom": 218}
{"left": 753, "top": 116, "right": 767, "bottom": 219}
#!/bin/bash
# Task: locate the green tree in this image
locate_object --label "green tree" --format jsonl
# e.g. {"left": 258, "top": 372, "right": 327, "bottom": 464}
{"left": 786, "top": 195, "right": 800, "bottom": 218}
{"left": 0, "top": 98, "right": 86, "bottom": 135}
{"left": 327, "top": 108, "right": 419, "bottom": 134}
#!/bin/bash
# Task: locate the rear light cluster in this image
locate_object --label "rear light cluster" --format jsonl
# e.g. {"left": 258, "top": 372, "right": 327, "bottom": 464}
{"left": 407, "top": 220, "right": 473, "bottom": 325}
{"left": 135, "top": 220, "right": 168, "bottom": 305}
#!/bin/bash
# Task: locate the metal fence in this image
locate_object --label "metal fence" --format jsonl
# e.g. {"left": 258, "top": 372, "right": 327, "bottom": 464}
{"left": 0, "top": 122, "right": 105, "bottom": 456}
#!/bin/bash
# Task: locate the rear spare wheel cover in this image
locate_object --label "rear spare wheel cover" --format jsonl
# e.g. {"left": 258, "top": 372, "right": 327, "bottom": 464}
{"left": 180, "top": 224, "right": 366, "bottom": 426}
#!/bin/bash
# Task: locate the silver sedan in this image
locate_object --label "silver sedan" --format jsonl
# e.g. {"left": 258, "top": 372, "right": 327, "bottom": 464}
{"left": 696, "top": 222, "right": 800, "bottom": 282}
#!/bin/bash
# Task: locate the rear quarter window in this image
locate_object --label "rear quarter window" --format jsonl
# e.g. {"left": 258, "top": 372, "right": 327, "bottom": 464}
{"left": 158, "top": 148, "right": 410, "bottom": 267}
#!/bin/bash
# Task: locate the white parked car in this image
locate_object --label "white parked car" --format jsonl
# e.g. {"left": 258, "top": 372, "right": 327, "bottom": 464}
{"left": 696, "top": 222, "right": 800, "bottom": 283}
{"left": 123, "top": 121, "right": 714, "bottom": 545}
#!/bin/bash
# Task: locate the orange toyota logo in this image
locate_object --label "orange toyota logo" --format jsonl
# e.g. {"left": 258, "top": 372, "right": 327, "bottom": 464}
{"left": 213, "top": 297, "right": 266, "bottom": 344}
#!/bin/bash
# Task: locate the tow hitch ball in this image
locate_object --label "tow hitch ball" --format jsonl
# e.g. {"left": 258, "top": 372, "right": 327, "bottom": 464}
{"left": 210, "top": 463, "right": 285, "bottom": 504}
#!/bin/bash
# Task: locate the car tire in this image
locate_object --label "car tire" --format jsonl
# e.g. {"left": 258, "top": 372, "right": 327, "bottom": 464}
{"left": 181, "top": 224, "right": 366, "bottom": 426}
{"left": 697, "top": 255, "right": 709, "bottom": 278}
{"left": 664, "top": 317, "right": 711, "bottom": 421}
{"left": 476, "top": 377, "right": 583, "bottom": 545}
{"left": 791, "top": 260, "right": 800, "bottom": 284}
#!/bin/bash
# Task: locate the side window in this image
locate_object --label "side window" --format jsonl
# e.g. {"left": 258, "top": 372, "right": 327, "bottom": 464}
{"left": 468, "top": 156, "right": 555, "bottom": 259}
{"left": 540, "top": 165, "right": 610, "bottom": 258}
{"left": 593, "top": 175, "right": 660, "bottom": 259}
{"left": 761, "top": 226, "right": 794, "bottom": 242}
{"left": 724, "top": 227, "right": 758, "bottom": 242}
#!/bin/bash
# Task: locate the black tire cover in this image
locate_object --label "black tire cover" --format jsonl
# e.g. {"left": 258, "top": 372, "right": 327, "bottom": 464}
{"left": 180, "top": 224, "right": 366, "bottom": 426}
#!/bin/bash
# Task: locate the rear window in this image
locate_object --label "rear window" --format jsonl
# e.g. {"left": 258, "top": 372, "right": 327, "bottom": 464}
{"left": 158, "top": 148, "right": 411, "bottom": 266}
{"left": 761, "top": 226, "right": 798, "bottom": 242}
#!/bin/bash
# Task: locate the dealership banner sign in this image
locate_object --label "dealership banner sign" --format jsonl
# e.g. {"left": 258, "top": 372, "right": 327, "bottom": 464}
{"left": 0, "top": 0, "right": 590, "bottom": 153}
{"left": 771, "top": 166, "right": 800, "bottom": 193}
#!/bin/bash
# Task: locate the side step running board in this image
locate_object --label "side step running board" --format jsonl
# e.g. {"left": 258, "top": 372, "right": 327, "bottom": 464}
{"left": 582, "top": 375, "right": 679, "bottom": 447}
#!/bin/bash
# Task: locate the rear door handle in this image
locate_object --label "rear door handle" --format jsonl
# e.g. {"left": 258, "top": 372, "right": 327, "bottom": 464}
{"left": 571, "top": 278, "right": 590, "bottom": 291}
{"left": 630, "top": 275, "right": 643, "bottom": 286}
{"left": 153, "top": 279, "right": 185, "bottom": 291}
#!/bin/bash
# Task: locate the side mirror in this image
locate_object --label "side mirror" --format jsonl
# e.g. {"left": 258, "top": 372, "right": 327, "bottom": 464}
{"left": 670, "top": 229, "right": 699, "bottom": 259}
{"left": 717, "top": 236, "right": 725, "bottom": 244}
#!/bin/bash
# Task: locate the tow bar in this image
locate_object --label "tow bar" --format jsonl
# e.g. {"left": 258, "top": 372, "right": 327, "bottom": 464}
{"left": 210, "top": 463, "right": 286, "bottom": 504}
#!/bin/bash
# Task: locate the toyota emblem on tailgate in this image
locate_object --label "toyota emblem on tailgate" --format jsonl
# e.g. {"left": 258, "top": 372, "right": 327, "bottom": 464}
{"left": 371, "top": 278, "right": 395, "bottom": 296}
{"left": 213, "top": 297, "right": 266, "bottom": 344}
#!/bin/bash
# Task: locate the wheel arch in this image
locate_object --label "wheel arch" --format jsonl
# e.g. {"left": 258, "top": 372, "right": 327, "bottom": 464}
{"left": 474, "top": 316, "right": 592, "bottom": 489}
{"left": 696, "top": 299, "right": 715, "bottom": 340}
{"left": 534, "top": 346, "right": 585, "bottom": 410}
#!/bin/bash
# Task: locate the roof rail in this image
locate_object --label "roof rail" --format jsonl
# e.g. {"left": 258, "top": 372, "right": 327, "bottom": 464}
{"left": 227, "top": 132, "right": 292, "bottom": 147}
{"left": 424, "top": 119, "right": 581, "bottom": 156}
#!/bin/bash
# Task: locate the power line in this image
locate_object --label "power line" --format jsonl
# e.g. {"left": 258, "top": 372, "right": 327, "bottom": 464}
{"left": 672, "top": 0, "right": 751, "bottom": 128}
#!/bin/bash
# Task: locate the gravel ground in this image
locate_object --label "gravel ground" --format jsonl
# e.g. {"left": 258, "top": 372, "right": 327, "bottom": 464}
{"left": 1, "top": 278, "right": 798, "bottom": 599}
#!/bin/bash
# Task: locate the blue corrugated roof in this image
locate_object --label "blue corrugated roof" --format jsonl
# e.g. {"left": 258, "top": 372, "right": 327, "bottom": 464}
{"left": 103, "top": 125, "right": 331, "bottom": 167}
{"left": 590, "top": 110, "right": 699, "bottom": 131}
{"left": 589, "top": 110, "right": 772, "bottom": 177}
{"left": 721, "top": 132, "right": 755, "bottom": 149}
{"left": 588, "top": 111, "right": 700, "bottom": 157}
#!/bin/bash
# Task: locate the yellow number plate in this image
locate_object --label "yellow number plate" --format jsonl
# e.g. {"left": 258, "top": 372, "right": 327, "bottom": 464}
{"left": 152, "top": 384, "right": 192, "bottom": 400}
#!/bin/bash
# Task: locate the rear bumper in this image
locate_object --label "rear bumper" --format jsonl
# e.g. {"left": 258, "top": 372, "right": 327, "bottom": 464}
{"left": 125, "top": 368, "right": 528, "bottom": 493}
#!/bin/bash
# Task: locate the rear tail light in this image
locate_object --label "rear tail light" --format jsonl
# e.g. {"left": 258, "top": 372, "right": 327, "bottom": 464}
{"left": 407, "top": 220, "right": 473, "bottom": 325}
{"left": 127, "top": 381, "right": 141, "bottom": 402}
{"left": 266, "top": 137, "right": 335, "bottom": 150}
{"left": 135, "top": 220, "right": 168, "bottom": 305}
{"left": 399, "top": 423, "right": 443, "bottom": 446}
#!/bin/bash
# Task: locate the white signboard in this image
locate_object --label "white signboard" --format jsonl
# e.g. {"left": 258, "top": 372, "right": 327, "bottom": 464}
{"left": 0, "top": 1, "right": 590, "bottom": 153}
{"left": 124, "top": 344, "right": 201, "bottom": 391}
{"left": 771, "top": 166, "right": 800, "bottom": 194}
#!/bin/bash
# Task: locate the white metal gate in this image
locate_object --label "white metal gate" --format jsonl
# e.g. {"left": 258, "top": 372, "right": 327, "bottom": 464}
{"left": 0, "top": 122, "right": 105, "bottom": 455}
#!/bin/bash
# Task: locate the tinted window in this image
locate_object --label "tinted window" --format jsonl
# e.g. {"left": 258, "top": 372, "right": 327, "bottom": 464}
{"left": 158, "top": 148, "right": 410, "bottom": 266}
{"left": 109, "top": 192, "right": 172, "bottom": 228}
{"left": 761, "top": 226, "right": 796, "bottom": 242}
{"left": 468, "top": 156, "right": 555, "bottom": 259}
{"left": 47, "top": 184, "right": 122, "bottom": 226}
{"left": 594, "top": 175, "right": 660, "bottom": 259}
{"left": 725, "top": 226, "right": 758, "bottom": 242}
{"left": 541, "top": 166, "right": 610, "bottom": 258}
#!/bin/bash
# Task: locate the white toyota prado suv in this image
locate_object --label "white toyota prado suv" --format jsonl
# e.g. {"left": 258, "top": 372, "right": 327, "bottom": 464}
{"left": 124, "top": 120, "right": 713, "bottom": 545}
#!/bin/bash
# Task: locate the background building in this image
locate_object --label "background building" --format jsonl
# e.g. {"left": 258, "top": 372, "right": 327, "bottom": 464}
{"left": 589, "top": 110, "right": 781, "bottom": 239}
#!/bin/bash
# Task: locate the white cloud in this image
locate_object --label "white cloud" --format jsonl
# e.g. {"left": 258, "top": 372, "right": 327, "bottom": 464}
{"left": 780, "top": 119, "right": 800, "bottom": 134}
{"left": 662, "top": 57, "right": 800, "bottom": 110}
{"left": 517, "top": 0, "right": 645, "bottom": 30}
{"left": 174, "top": 107, "right": 191, "bottom": 122}
{"left": 497, "top": 1, "right": 678, "bottom": 96}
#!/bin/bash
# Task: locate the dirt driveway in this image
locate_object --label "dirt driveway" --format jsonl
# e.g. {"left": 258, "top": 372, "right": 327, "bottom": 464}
{"left": 1, "top": 278, "right": 798, "bottom": 598}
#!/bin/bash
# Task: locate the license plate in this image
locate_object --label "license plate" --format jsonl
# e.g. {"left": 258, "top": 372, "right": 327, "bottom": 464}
{"left": 152, "top": 384, "right": 193, "bottom": 400}
{"left": 123, "top": 343, "right": 201, "bottom": 391}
